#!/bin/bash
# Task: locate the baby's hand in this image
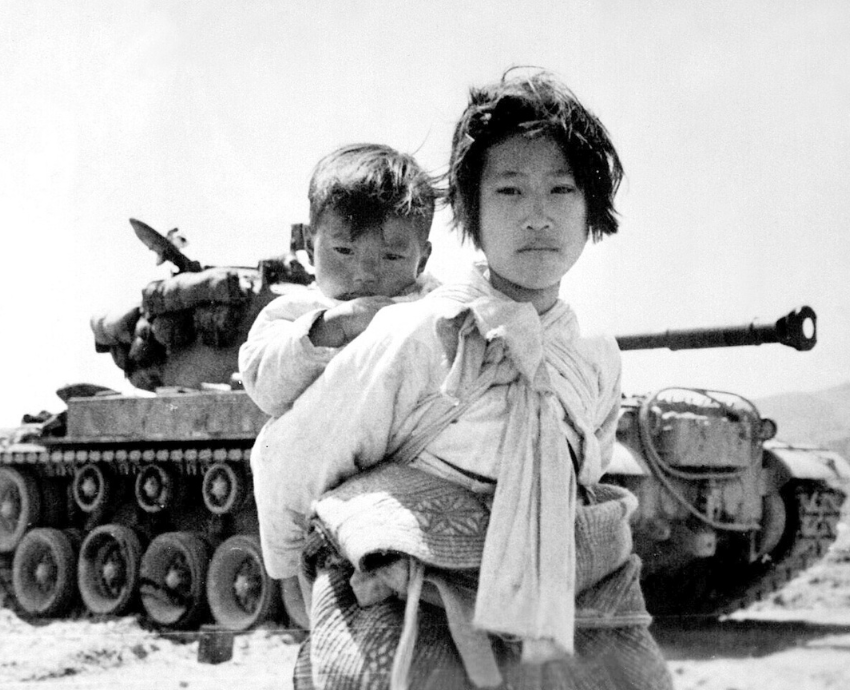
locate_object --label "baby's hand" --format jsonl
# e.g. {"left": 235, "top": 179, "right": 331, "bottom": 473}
{"left": 310, "top": 296, "right": 394, "bottom": 347}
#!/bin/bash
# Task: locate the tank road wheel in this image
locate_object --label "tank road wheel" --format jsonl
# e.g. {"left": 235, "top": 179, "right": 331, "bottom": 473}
{"left": 207, "top": 534, "right": 281, "bottom": 630}
{"left": 12, "top": 528, "right": 78, "bottom": 617}
{"left": 78, "top": 524, "right": 142, "bottom": 617}
{"left": 140, "top": 532, "right": 210, "bottom": 629}
{"left": 72, "top": 464, "right": 113, "bottom": 514}
{"left": 202, "top": 462, "right": 248, "bottom": 515}
{"left": 755, "top": 492, "right": 787, "bottom": 558}
{"left": 0, "top": 467, "right": 41, "bottom": 553}
{"left": 134, "top": 465, "right": 178, "bottom": 513}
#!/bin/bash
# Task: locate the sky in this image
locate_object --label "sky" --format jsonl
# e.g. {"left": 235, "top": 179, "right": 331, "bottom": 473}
{"left": 1, "top": 1, "right": 848, "bottom": 428}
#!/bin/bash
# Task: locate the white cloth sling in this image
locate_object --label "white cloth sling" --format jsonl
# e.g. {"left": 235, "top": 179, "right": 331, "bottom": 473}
{"left": 387, "top": 277, "right": 607, "bottom": 657}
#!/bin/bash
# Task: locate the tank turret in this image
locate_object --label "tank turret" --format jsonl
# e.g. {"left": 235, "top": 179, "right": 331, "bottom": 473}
{"left": 608, "top": 306, "right": 849, "bottom": 620}
{"left": 89, "top": 220, "right": 312, "bottom": 392}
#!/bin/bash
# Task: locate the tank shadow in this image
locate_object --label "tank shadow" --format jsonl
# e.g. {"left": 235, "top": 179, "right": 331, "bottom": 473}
{"left": 651, "top": 616, "right": 850, "bottom": 660}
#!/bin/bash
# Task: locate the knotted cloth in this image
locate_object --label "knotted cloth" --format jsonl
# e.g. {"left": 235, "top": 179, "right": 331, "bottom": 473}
{"left": 417, "top": 280, "right": 607, "bottom": 655}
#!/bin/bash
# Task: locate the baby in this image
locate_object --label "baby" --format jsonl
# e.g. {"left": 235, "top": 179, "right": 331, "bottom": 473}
{"left": 239, "top": 143, "right": 438, "bottom": 627}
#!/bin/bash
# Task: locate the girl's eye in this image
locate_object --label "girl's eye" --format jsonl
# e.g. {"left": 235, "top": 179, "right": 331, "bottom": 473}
{"left": 552, "top": 185, "right": 577, "bottom": 195}
{"left": 495, "top": 187, "right": 521, "bottom": 196}
{"left": 333, "top": 246, "right": 354, "bottom": 256}
{"left": 384, "top": 253, "right": 404, "bottom": 261}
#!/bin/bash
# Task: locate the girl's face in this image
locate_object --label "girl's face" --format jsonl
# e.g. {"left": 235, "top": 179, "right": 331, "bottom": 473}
{"left": 478, "top": 134, "right": 588, "bottom": 313}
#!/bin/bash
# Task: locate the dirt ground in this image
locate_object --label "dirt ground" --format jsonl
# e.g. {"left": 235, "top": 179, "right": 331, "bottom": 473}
{"left": 3, "top": 519, "right": 850, "bottom": 690}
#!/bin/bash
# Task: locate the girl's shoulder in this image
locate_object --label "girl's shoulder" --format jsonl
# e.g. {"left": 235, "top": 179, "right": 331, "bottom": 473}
{"left": 577, "top": 332, "right": 621, "bottom": 363}
{"left": 370, "top": 294, "right": 467, "bottom": 342}
{"left": 549, "top": 303, "right": 621, "bottom": 375}
{"left": 574, "top": 333, "right": 622, "bottom": 391}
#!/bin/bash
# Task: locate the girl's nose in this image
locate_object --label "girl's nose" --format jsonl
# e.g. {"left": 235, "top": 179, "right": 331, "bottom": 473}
{"left": 523, "top": 195, "right": 553, "bottom": 232}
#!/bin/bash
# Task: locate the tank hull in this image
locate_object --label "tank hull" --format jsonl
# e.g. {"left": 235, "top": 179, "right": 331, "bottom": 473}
{"left": 0, "top": 390, "right": 281, "bottom": 631}
{"left": 3, "top": 385, "right": 847, "bottom": 628}
{"left": 605, "top": 388, "right": 849, "bottom": 620}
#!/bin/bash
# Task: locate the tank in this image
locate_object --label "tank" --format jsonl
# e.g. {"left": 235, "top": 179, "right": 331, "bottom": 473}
{"left": 1, "top": 222, "right": 847, "bottom": 632}
{"left": 0, "top": 219, "right": 312, "bottom": 632}
{"left": 608, "top": 306, "right": 850, "bottom": 619}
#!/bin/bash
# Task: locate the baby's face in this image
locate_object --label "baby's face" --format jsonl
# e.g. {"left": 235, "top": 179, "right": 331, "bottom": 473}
{"left": 310, "top": 209, "right": 431, "bottom": 300}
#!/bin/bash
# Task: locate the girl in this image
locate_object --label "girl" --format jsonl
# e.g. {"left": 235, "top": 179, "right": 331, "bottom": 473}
{"left": 252, "top": 70, "right": 673, "bottom": 689}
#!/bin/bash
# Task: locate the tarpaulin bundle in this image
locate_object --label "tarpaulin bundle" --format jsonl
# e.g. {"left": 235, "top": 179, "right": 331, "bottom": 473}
{"left": 150, "top": 309, "right": 196, "bottom": 350}
{"left": 129, "top": 315, "right": 166, "bottom": 369}
{"left": 194, "top": 302, "right": 247, "bottom": 348}
{"left": 142, "top": 267, "right": 257, "bottom": 316}
{"left": 89, "top": 262, "right": 291, "bottom": 392}
{"left": 90, "top": 304, "right": 141, "bottom": 350}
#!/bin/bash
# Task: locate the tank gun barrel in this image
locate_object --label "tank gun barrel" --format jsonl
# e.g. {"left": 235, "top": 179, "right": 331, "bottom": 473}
{"left": 616, "top": 306, "right": 817, "bottom": 352}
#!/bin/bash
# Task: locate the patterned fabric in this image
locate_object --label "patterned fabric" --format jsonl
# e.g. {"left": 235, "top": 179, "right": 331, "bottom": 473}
{"left": 295, "top": 555, "right": 672, "bottom": 690}
{"left": 312, "top": 467, "right": 640, "bottom": 599}
{"left": 300, "top": 470, "right": 673, "bottom": 690}
{"left": 295, "top": 565, "right": 467, "bottom": 690}
{"left": 313, "top": 464, "right": 490, "bottom": 572}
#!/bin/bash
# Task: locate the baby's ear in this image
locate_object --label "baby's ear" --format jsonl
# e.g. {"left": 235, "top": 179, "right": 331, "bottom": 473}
{"left": 304, "top": 227, "right": 316, "bottom": 263}
{"left": 417, "top": 241, "right": 432, "bottom": 275}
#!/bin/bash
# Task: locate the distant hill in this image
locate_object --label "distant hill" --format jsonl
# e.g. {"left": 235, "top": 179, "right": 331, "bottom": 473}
{"left": 755, "top": 381, "right": 850, "bottom": 459}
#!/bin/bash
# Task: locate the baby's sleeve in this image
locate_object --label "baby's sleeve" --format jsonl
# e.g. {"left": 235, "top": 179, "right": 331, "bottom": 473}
{"left": 239, "top": 296, "right": 340, "bottom": 417}
{"left": 251, "top": 305, "right": 434, "bottom": 579}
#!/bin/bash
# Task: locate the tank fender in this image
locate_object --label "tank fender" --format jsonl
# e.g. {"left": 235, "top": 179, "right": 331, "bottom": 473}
{"left": 605, "top": 442, "right": 648, "bottom": 476}
{"left": 763, "top": 441, "right": 850, "bottom": 492}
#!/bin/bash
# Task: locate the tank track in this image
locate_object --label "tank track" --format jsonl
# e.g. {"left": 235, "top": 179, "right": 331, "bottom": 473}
{"left": 0, "top": 442, "right": 251, "bottom": 477}
{"left": 644, "top": 481, "right": 845, "bottom": 620}
{"left": 3, "top": 449, "right": 845, "bottom": 628}
{"left": 0, "top": 440, "right": 259, "bottom": 627}
{"left": 711, "top": 482, "right": 845, "bottom": 615}
{"left": 0, "top": 553, "right": 20, "bottom": 614}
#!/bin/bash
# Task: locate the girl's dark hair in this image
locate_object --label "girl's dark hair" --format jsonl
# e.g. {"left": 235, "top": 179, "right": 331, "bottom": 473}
{"left": 448, "top": 70, "right": 624, "bottom": 247}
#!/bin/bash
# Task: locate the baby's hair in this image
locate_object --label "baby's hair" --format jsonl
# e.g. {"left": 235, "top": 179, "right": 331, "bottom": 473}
{"left": 448, "top": 69, "right": 624, "bottom": 247}
{"left": 308, "top": 143, "right": 436, "bottom": 243}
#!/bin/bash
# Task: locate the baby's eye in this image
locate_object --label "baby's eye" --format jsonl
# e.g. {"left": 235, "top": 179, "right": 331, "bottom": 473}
{"left": 332, "top": 246, "right": 354, "bottom": 256}
{"left": 384, "top": 253, "right": 405, "bottom": 261}
{"left": 495, "top": 186, "right": 521, "bottom": 196}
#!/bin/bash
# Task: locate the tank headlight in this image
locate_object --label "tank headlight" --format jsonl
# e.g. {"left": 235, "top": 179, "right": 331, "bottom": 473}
{"left": 758, "top": 418, "right": 777, "bottom": 441}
